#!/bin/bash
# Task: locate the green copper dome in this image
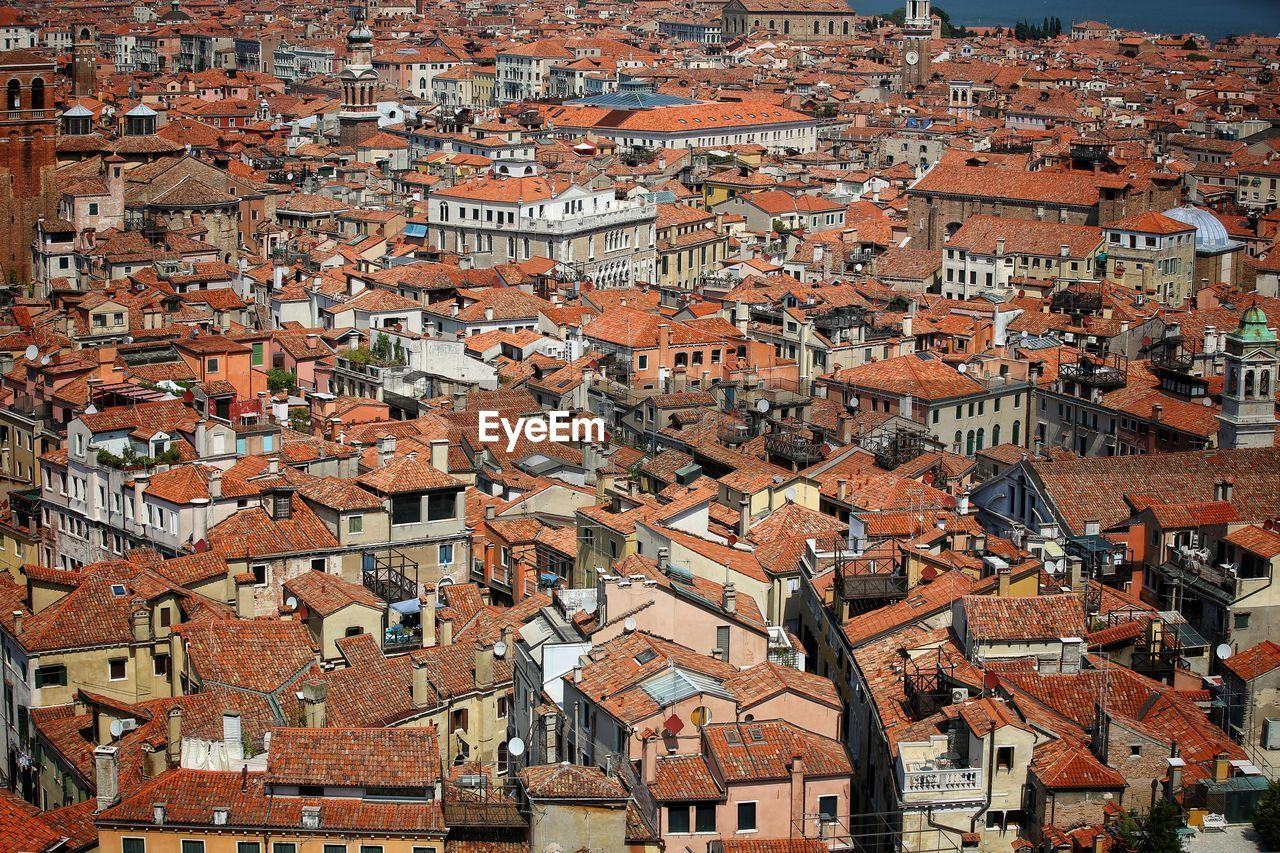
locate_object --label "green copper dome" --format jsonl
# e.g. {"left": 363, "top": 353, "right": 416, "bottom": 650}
{"left": 1235, "top": 305, "right": 1276, "bottom": 342}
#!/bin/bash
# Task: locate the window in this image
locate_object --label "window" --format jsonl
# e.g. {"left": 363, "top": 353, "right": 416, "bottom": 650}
{"left": 1129, "top": 744, "right": 1142, "bottom": 757}
{"left": 310, "top": 557, "right": 326, "bottom": 572}
{"left": 181, "top": 842, "right": 205, "bottom": 853}
{"left": 252, "top": 342, "right": 264, "bottom": 366}
{"left": 154, "top": 655, "right": 170, "bottom": 677}
{"left": 391, "top": 495, "right": 422, "bottom": 525}
{"left": 438, "top": 543, "right": 454, "bottom": 565}
{"left": 272, "top": 845, "right": 297, "bottom": 853}
{"left": 427, "top": 492, "right": 456, "bottom": 521}
{"left": 323, "top": 847, "right": 347, "bottom": 853}
{"left": 819, "top": 795, "right": 838, "bottom": 821}
{"left": 358, "top": 847, "right": 384, "bottom": 853}
{"left": 88, "top": 202, "right": 99, "bottom": 216}
{"left": 716, "top": 625, "right": 730, "bottom": 661}
{"left": 238, "top": 844, "right": 262, "bottom": 853}
{"left": 122, "top": 840, "right": 147, "bottom": 853}
{"left": 737, "top": 801, "right": 757, "bottom": 832}
{"left": 996, "top": 746, "right": 1014, "bottom": 770}
{"left": 252, "top": 564, "right": 267, "bottom": 586}
{"left": 35, "top": 665, "right": 67, "bottom": 688}
{"left": 669, "top": 805, "right": 691, "bottom": 834}
{"left": 159, "top": 607, "right": 171, "bottom": 628}
{"left": 1235, "top": 611, "right": 1251, "bottom": 630}
{"left": 637, "top": 354, "right": 648, "bottom": 370}
{"left": 206, "top": 358, "right": 219, "bottom": 373}
{"left": 348, "top": 514, "right": 363, "bottom": 534}
{"left": 109, "top": 659, "right": 127, "bottom": 681}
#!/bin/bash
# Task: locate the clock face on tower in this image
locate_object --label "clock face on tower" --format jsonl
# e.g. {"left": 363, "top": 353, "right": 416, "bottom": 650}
{"left": 905, "top": 50, "right": 919, "bottom": 65}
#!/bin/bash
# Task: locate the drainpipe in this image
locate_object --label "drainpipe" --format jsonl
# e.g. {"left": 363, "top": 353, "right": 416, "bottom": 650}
{"left": 969, "top": 726, "right": 998, "bottom": 832}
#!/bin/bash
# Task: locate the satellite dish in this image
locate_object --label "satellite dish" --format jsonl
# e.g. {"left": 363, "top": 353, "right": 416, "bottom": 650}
{"left": 493, "top": 640, "right": 507, "bottom": 659}
{"left": 508, "top": 737, "right": 526, "bottom": 757}
{"left": 623, "top": 617, "right": 637, "bottom": 633}
{"left": 84, "top": 404, "right": 97, "bottom": 415}
{"left": 23, "top": 345, "right": 37, "bottom": 361}
{"left": 1202, "top": 397, "right": 1212, "bottom": 407}
{"left": 957, "top": 363, "right": 967, "bottom": 373}
{"left": 755, "top": 397, "right": 770, "bottom": 413}
{"left": 854, "top": 263, "right": 864, "bottom": 272}
{"left": 1216, "top": 643, "right": 1234, "bottom": 661}
{"left": 39, "top": 354, "right": 51, "bottom": 365}
{"left": 109, "top": 718, "right": 124, "bottom": 739}
{"left": 848, "top": 396, "right": 858, "bottom": 408}
{"left": 285, "top": 596, "right": 298, "bottom": 609}
{"left": 123, "top": 336, "right": 134, "bottom": 344}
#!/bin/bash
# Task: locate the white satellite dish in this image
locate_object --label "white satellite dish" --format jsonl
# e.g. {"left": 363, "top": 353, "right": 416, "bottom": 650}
{"left": 493, "top": 640, "right": 507, "bottom": 659}
{"left": 109, "top": 718, "right": 124, "bottom": 739}
{"left": 854, "top": 263, "right": 864, "bottom": 273}
{"left": 508, "top": 737, "right": 526, "bottom": 757}
{"left": 285, "top": 596, "right": 298, "bottom": 609}
{"left": 39, "top": 354, "right": 51, "bottom": 366}
{"left": 1216, "top": 643, "right": 1233, "bottom": 661}
{"left": 848, "top": 397, "right": 858, "bottom": 408}
{"left": 957, "top": 363, "right": 967, "bottom": 373}
{"left": 755, "top": 397, "right": 770, "bottom": 413}
{"left": 23, "top": 345, "right": 37, "bottom": 361}
{"left": 623, "top": 617, "right": 637, "bottom": 633}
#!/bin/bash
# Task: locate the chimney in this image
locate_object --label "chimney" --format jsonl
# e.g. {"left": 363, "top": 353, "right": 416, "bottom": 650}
{"left": 484, "top": 306, "right": 495, "bottom": 321}
{"left": 132, "top": 606, "right": 151, "bottom": 642}
{"left": 475, "top": 641, "right": 494, "bottom": 691}
{"left": 789, "top": 755, "right": 805, "bottom": 832}
{"left": 234, "top": 572, "right": 255, "bottom": 618}
{"left": 738, "top": 498, "right": 750, "bottom": 538}
{"left": 194, "top": 419, "right": 207, "bottom": 457}
{"left": 377, "top": 434, "right": 396, "bottom": 467}
{"left": 1066, "top": 555, "right": 1084, "bottom": 594}
{"left": 1166, "top": 756, "right": 1185, "bottom": 800}
{"left": 995, "top": 236, "right": 1006, "bottom": 256}
{"left": 166, "top": 707, "right": 182, "bottom": 766}
{"left": 452, "top": 391, "right": 467, "bottom": 412}
{"left": 642, "top": 734, "right": 658, "bottom": 785}
{"left": 1204, "top": 325, "right": 1217, "bottom": 355}
{"left": 1213, "top": 752, "right": 1231, "bottom": 783}
{"left": 267, "top": 457, "right": 279, "bottom": 476}
{"left": 302, "top": 679, "right": 327, "bottom": 728}
{"left": 1151, "top": 403, "right": 1162, "bottom": 422}
{"left": 430, "top": 438, "right": 449, "bottom": 473}
{"left": 208, "top": 468, "right": 222, "bottom": 499}
{"left": 573, "top": 665, "right": 584, "bottom": 684}
{"left": 837, "top": 479, "right": 848, "bottom": 502}
{"left": 657, "top": 547, "right": 670, "bottom": 575}
{"left": 412, "top": 659, "right": 432, "bottom": 708}
{"left": 11, "top": 610, "right": 23, "bottom": 636}
{"left": 996, "top": 565, "right": 1011, "bottom": 597}
{"left": 94, "top": 745, "right": 120, "bottom": 812}
{"left": 421, "top": 593, "right": 437, "bottom": 648}
{"left": 722, "top": 582, "right": 737, "bottom": 614}
{"left": 191, "top": 497, "right": 209, "bottom": 544}
{"left": 439, "top": 617, "right": 454, "bottom": 647}
{"left": 957, "top": 490, "right": 971, "bottom": 515}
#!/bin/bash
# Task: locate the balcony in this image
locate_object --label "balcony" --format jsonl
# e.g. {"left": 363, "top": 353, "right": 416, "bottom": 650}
{"left": 904, "top": 764, "right": 981, "bottom": 793}
{"left": 765, "top": 431, "right": 824, "bottom": 467}
{"left": 1059, "top": 353, "right": 1127, "bottom": 391}
{"left": 518, "top": 203, "right": 655, "bottom": 236}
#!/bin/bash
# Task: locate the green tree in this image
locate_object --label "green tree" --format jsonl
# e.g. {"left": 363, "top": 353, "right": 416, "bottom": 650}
{"left": 373, "top": 333, "right": 390, "bottom": 361}
{"left": 289, "top": 408, "right": 311, "bottom": 434}
{"left": 1142, "top": 800, "right": 1182, "bottom": 853}
{"left": 1255, "top": 779, "right": 1280, "bottom": 851}
{"left": 266, "top": 368, "right": 297, "bottom": 394}
{"left": 1113, "top": 810, "right": 1141, "bottom": 853}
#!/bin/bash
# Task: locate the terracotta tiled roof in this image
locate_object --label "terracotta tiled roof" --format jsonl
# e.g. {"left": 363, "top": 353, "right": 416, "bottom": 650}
{"left": 284, "top": 571, "right": 383, "bottom": 616}
{"left": 518, "top": 762, "right": 627, "bottom": 799}
{"left": 357, "top": 454, "right": 460, "bottom": 494}
{"left": 962, "top": 593, "right": 1086, "bottom": 643}
{"left": 0, "top": 789, "right": 65, "bottom": 853}
{"left": 1224, "top": 640, "right": 1280, "bottom": 682}
{"left": 650, "top": 754, "right": 722, "bottom": 801}
{"left": 724, "top": 661, "right": 840, "bottom": 710}
{"left": 704, "top": 720, "right": 851, "bottom": 781}
{"left": 266, "top": 727, "right": 441, "bottom": 788}
{"left": 176, "top": 619, "right": 317, "bottom": 695}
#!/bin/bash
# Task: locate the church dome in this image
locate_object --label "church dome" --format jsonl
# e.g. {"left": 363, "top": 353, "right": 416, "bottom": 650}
{"left": 1235, "top": 304, "right": 1276, "bottom": 342}
{"left": 1161, "top": 205, "right": 1236, "bottom": 252}
{"left": 348, "top": 25, "right": 373, "bottom": 44}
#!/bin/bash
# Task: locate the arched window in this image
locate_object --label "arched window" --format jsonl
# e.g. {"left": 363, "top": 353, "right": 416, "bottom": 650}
{"left": 965, "top": 430, "right": 975, "bottom": 455}
{"left": 419, "top": 77, "right": 427, "bottom": 90}
{"left": 6, "top": 79, "right": 19, "bottom": 111}
{"left": 1245, "top": 370, "right": 1255, "bottom": 398}
{"left": 828, "top": 21, "right": 834, "bottom": 34}
{"left": 439, "top": 202, "right": 449, "bottom": 222}
{"left": 497, "top": 741, "right": 510, "bottom": 775}
{"left": 976, "top": 428, "right": 984, "bottom": 451}
{"left": 1262, "top": 370, "right": 1272, "bottom": 399}
{"left": 813, "top": 21, "right": 819, "bottom": 34}
{"left": 992, "top": 424, "right": 1001, "bottom": 446}
{"left": 782, "top": 20, "right": 789, "bottom": 34}
{"left": 1226, "top": 368, "right": 1237, "bottom": 396}
{"left": 843, "top": 21, "right": 849, "bottom": 34}
{"left": 954, "top": 430, "right": 962, "bottom": 451}
{"left": 1011, "top": 420, "right": 1021, "bottom": 446}
{"left": 674, "top": 352, "right": 689, "bottom": 368}
{"left": 30, "top": 78, "right": 43, "bottom": 111}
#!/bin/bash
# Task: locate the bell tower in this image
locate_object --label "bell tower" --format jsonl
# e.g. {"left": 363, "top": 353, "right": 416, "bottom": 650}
{"left": 72, "top": 24, "right": 97, "bottom": 96}
{"left": 338, "top": 5, "right": 380, "bottom": 147}
{"left": 1218, "top": 305, "right": 1279, "bottom": 449}
{"left": 900, "top": 0, "right": 932, "bottom": 91}
{"left": 0, "top": 50, "right": 58, "bottom": 285}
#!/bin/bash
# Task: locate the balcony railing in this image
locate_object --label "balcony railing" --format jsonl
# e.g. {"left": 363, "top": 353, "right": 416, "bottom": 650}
{"left": 904, "top": 765, "right": 981, "bottom": 793}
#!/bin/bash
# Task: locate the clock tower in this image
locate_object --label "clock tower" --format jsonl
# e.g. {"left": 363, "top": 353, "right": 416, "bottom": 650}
{"left": 900, "top": 0, "right": 932, "bottom": 91}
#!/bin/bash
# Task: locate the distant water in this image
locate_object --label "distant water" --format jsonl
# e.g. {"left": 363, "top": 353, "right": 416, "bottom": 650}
{"left": 857, "top": 0, "right": 1280, "bottom": 42}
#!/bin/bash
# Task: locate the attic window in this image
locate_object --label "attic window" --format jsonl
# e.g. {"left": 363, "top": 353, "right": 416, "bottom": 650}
{"left": 725, "top": 729, "right": 741, "bottom": 745}
{"left": 748, "top": 725, "right": 764, "bottom": 743}
{"left": 634, "top": 649, "right": 657, "bottom": 665}
{"left": 110, "top": 584, "right": 128, "bottom": 597}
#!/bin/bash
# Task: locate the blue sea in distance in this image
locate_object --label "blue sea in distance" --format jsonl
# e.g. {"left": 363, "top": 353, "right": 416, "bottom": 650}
{"left": 857, "top": 0, "right": 1280, "bottom": 42}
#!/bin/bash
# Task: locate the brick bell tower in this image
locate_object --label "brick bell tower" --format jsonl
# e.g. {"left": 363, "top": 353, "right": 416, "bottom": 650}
{"left": 337, "top": 5, "right": 380, "bottom": 147}
{"left": 900, "top": 0, "right": 932, "bottom": 91}
{"left": 0, "top": 49, "right": 58, "bottom": 286}
{"left": 72, "top": 24, "right": 97, "bottom": 97}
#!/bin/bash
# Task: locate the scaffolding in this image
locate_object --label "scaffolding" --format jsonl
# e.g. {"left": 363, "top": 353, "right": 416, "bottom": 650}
{"left": 863, "top": 422, "right": 931, "bottom": 471}
{"left": 361, "top": 548, "right": 420, "bottom": 603}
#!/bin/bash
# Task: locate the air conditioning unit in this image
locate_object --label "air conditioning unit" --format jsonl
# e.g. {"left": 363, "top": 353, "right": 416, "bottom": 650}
{"left": 120, "top": 718, "right": 138, "bottom": 732}
{"left": 951, "top": 688, "right": 970, "bottom": 704}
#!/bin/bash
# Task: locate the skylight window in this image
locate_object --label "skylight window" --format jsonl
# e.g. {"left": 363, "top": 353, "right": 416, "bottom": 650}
{"left": 110, "top": 584, "right": 128, "bottom": 597}
{"left": 635, "top": 649, "right": 658, "bottom": 665}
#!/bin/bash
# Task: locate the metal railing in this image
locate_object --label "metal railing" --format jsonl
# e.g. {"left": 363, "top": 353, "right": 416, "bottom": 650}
{"left": 903, "top": 766, "right": 981, "bottom": 793}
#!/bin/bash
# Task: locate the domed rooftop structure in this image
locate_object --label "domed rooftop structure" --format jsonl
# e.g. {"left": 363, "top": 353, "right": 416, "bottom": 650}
{"left": 348, "top": 24, "right": 373, "bottom": 44}
{"left": 1233, "top": 304, "right": 1276, "bottom": 343}
{"left": 1162, "top": 205, "right": 1241, "bottom": 253}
